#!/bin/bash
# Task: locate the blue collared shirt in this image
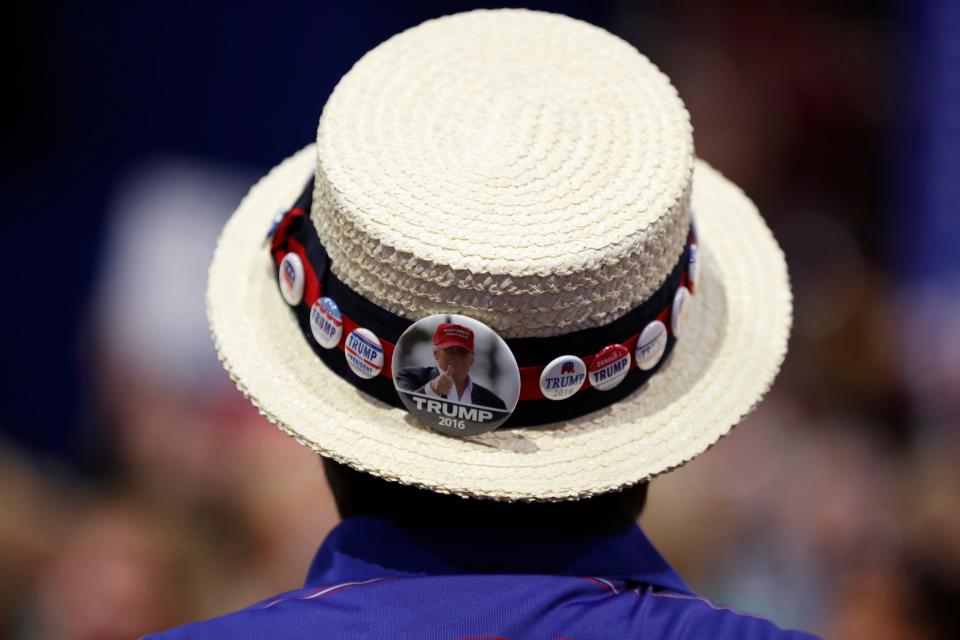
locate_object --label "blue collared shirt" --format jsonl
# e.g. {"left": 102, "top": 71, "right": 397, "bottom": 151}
{"left": 148, "top": 516, "right": 820, "bottom": 639}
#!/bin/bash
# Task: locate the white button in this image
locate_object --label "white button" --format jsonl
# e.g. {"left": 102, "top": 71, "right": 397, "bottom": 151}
{"left": 635, "top": 320, "right": 668, "bottom": 371}
{"left": 344, "top": 328, "right": 384, "bottom": 379}
{"left": 671, "top": 286, "right": 691, "bottom": 337}
{"left": 310, "top": 297, "right": 343, "bottom": 349}
{"left": 539, "top": 356, "right": 587, "bottom": 401}
{"left": 688, "top": 244, "right": 700, "bottom": 292}
{"left": 588, "top": 344, "right": 631, "bottom": 391}
{"left": 262, "top": 209, "right": 285, "bottom": 246}
{"left": 278, "top": 253, "right": 305, "bottom": 306}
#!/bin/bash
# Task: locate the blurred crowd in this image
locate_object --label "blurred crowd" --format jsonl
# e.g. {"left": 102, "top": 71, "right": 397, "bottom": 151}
{"left": 2, "top": 2, "right": 958, "bottom": 639}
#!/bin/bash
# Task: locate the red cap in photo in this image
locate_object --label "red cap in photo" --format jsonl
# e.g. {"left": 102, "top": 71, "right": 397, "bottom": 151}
{"left": 433, "top": 323, "right": 475, "bottom": 353}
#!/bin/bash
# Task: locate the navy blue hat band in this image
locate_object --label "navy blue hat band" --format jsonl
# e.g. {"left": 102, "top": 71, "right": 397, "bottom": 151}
{"left": 266, "top": 177, "right": 696, "bottom": 429}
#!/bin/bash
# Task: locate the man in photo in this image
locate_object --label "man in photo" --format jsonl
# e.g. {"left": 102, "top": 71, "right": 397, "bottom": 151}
{"left": 395, "top": 323, "right": 507, "bottom": 410}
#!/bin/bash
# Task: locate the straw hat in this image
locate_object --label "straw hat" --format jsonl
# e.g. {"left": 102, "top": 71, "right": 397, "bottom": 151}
{"left": 207, "top": 9, "right": 791, "bottom": 501}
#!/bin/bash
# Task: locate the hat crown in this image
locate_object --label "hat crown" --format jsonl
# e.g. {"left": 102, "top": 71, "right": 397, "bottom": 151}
{"left": 312, "top": 9, "right": 694, "bottom": 338}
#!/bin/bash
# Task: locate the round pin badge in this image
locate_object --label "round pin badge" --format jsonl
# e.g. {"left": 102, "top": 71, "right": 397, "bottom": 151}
{"left": 278, "top": 252, "right": 305, "bottom": 305}
{"left": 310, "top": 297, "right": 343, "bottom": 349}
{"left": 672, "top": 286, "right": 691, "bottom": 337}
{"left": 391, "top": 314, "right": 521, "bottom": 436}
{"left": 635, "top": 320, "right": 668, "bottom": 371}
{"left": 588, "top": 344, "right": 631, "bottom": 391}
{"left": 688, "top": 244, "right": 700, "bottom": 293}
{"left": 539, "top": 356, "right": 587, "bottom": 401}
{"left": 262, "top": 209, "right": 285, "bottom": 246}
{"left": 344, "top": 328, "right": 384, "bottom": 379}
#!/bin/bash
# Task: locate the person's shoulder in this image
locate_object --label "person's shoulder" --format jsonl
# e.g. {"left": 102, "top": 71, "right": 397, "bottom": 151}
{"left": 640, "top": 588, "right": 822, "bottom": 640}
{"left": 397, "top": 365, "right": 435, "bottom": 378}
{"left": 471, "top": 382, "right": 507, "bottom": 410}
{"left": 142, "top": 610, "right": 250, "bottom": 639}
{"left": 142, "top": 587, "right": 345, "bottom": 639}
{"left": 395, "top": 366, "right": 435, "bottom": 388}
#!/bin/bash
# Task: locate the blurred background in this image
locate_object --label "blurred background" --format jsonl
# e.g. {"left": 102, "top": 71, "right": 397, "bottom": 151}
{"left": 2, "top": 1, "right": 959, "bottom": 638}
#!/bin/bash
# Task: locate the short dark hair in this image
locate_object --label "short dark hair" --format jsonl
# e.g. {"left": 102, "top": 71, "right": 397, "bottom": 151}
{"left": 322, "top": 457, "right": 648, "bottom": 532}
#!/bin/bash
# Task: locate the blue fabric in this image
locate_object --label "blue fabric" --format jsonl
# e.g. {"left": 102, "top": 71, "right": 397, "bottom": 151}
{"left": 146, "top": 516, "right": 820, "bottom": 639}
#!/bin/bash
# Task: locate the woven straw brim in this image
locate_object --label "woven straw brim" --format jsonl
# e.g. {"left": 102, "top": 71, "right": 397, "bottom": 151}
{"left": 207, "top": 145, "right": 791, "bottom": 501}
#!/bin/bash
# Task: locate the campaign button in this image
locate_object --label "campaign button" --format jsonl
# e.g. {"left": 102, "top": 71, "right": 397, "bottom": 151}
{"left": 672, "top": 286, "right": 691, "bottom": 337}
{"left": 688, "top": 244, "right": 700, "bottom": 293}
{"left": 635, "top": 320, "right": 668, "bottom": 371}
{"left": 391, "top": 314, "right": 521, "bottom": 436}
{"left": 344, "top": 328, "right": 384, "bottom": 379}
{"left": 310, "top": 297, "right": 343, "bottom": 349}
{"left": 539, "top": 356, "right": 587, "bottom": 401}
{"left": 278, "top": 252, "right": 305, "bottom": 306}
{"left": 588, "top": 344, "right": 631, "bottom": 391}
{"left": 262, "top": 209, "right": 285, "bottom": 246}
{"left": 690, "top": 209, "right": 699, "bottom": 243}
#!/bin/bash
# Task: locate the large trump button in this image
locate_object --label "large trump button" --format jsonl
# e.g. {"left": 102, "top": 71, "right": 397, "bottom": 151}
{"left": 392, "top": 314, "right": 520, "bottom": 436}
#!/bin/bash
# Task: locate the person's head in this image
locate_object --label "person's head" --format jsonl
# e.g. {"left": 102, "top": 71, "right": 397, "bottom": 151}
{"left": 322, "top": 457, "right": 648, "bottom": 533}
{"left": 432, "top": 323, "right": 475, "bottom": 383}
{"left": 433, "top": 345, "right": 474, "bottom": 383}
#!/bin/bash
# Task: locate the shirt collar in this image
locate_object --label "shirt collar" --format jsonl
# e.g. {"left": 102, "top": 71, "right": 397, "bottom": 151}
{"left": 442, "top": 369, "right": 472, "bottom": 402}
{"left": 458, "top": 376, "right": 473, "bottom": 402}
{"left": 305, "top": 516, "right": 692, "bottom": 595}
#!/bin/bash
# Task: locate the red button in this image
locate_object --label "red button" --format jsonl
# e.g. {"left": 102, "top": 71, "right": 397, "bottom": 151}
{"left": 588, "top": 344, "right": 631, "bottom": 391}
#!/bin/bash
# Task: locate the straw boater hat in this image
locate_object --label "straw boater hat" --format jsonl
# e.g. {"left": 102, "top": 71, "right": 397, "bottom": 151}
{"left": 207, "top": 9, "right": 791, "bottom": 501}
